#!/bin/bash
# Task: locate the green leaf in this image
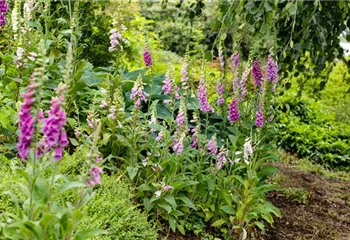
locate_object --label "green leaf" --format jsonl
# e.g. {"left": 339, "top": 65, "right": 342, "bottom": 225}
{"left": 73, "top": 229, "right": 108, "bottom": 240}
{"left": 288, "top": 5, "right": 297, "bottom": 15}
{"left": 57, "top": 181, "right": 86, "bottom": 194}
{"left": 126, "top": 166, "right": 138, "bottom": 180}
{"left": 164, "top": 195, "right": 177, "bottom": 209}
{"left": 177, "top": 196, "right": 196, "bottom": 210}
{"left": 159, "top": 203, "right": 172, "bottom": 213}
{"left": 264, "top": 1, "right": 272, "bottom": 12}
{"left": 169, "top": 218, "right": 176, "bottom": 232}
{"left": 69, "top": 138, "right": 79, "bottom": 146}
{"left": 258, "top": 165, "right": 279, "bottom": 179}
{"left": 220, "top": 205, "right": 235, "bottom": 215}
{"left": 177, "top": 223, "right": 186, "bottom": 235}
{"left": 211, "top": 219, "right": 226, "bottom": 227}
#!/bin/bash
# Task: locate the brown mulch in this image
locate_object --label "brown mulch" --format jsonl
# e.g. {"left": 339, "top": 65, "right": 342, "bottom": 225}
{"left": 262, "top": 163, "right": 350, "bottom": 240}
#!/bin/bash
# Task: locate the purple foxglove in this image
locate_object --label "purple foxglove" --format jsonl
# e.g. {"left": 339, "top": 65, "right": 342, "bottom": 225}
{"left": 232, "top": 52, "right": 239, "bottom": 69}
{"left": 216, "top": 82, "right": 224, "bottom": 106}
{"left": 255, "top": 105, "right": 264, "bottom": 128}
{"left": 162, "top": 71, "right": 172, "bottom": 95}
{"left": 252, "top": 59, "right": 263, "bottom": 87}
{"left": 198, "top": 71, "right": 213, "bottom": 112}
{"left": 143, "top": 44, "right": 152, "bottom": 67}
{"left": 0, "top": 0, "right": 8, "bottom": 27}
{"left": 42, "top": 97, "right": 69, "bottom": 161}
{"left": 207, "top": 135, "right": 217, "bottom": 155}
{"left": 87, "top": 166, "right": 103, "bottom": 186}
{"left": 17, "top": 80, "right": 36, "bottom": 160}
{"left": 216, "top": 149, "right": 228, "bottom": 170}
{"left": 240, "top": 66, "right": 250, "bottom": 101}
{"left": 228, "top": 97, "right": 239, "bottom": 123}
{"left": 130, "top": 75, "right": 149, "bottom": 109}
{"left": 266, "top": 54, "right": 278, "bottom": 83}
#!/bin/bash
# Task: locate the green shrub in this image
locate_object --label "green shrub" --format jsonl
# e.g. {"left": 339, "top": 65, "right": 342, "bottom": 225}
{"left": 78, "top": 175, "right": 158, "bottom": 240}
{"left": 0, "top": 155, "right": 23, "bottom": 222}
{"left": 59, "top": 148, "right": 158, "bottom": 240}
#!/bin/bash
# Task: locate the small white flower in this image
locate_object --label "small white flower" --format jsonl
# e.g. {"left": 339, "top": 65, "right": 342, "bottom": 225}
{"left": 155, "top": 190, "right": 162, "bottom": 198}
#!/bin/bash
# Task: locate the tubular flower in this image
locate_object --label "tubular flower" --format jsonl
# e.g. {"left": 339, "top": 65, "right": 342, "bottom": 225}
{"left": 0, "top": 0, "right": 8, "bottom": 27}
{"left": 216, "top": 82, "right": 224, "bottom": 105}
{"left": 162, "top": 70, "right": 172, "bottom": 95}
{"left": 15, "top": 47, "right": 25, "bottom": 68}
{"left": 232, "top": 52, "right": 239, "bottom": 69}
{"left": 23, "top": 0, "right": 36, "bottom": 22}
{"left": 228, "top": 97, "right": 240, "bottom": 123}
{"left": 266, "top": 54, "right": 278, "bottom": 83}
{"left": 255, "top": 104, "right": 264, "bottom": 128}
{"left": 108, "top": 106, "right": 116, "bottom": 120}
{"left": 130, "top": 74, "right": 149, "bottom": 109}
{"left": 252, "top": 59, "right": 263, "bottom": 87}
{"left": 198, "top": 70, "right": 213, "bottom": 112}
{"left": 17, "top": 76, "right": 36, "bottom": 160}
{"left": 172, "top": 98, "right": 187, "bottom": 155}
{"left": 87, "top": 166, "right": 103, "bottom": 186}
{"left": 181, "top": 58, "right": 189, "bottom": 91}
{"left": 207, "top": 135, "right": 217, "bottom": 155}
{"left": 216, "top": 149, "right": 228, "bottom": 170}
{"left": 87, "top": 112, "right": 100, "bottom": 129}
{"left": 42, "top": 97, "right": 69, "bottom": 161}
{"left": 174, "top": 85, "right": 180, "bottom": 100}
{"left": 109, "top": 28, "right": 127, "bottom": 52}
{"left": 143, "top": 44, "right": 152, "bottom": 67}
{"left": 240, "top": 66, "right": 250, "bottom": 101}
{"left": 243, "top": 139, "right": 253, "bottom": 164}
{"left": 232, "top": 52, "right": 240, "bottom": 92}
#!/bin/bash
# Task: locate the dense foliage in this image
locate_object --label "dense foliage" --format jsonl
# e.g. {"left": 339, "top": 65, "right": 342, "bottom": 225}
{"left": 0, "top": 0, "right": 349, "bottom": 239}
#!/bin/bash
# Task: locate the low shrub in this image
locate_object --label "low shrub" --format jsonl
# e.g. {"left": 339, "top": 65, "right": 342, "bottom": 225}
{"left": 276, "top": 96, "right": 350, "bottom": 170}
{"left": 59, "top": 147, "right": 158, "bottom": 240}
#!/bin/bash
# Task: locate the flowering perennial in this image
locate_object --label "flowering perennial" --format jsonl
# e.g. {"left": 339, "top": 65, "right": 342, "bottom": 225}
{"left": 162, "top": 71, "right": 172, "bottom": 95}
{"left": 216, "top": 82, "right": 224, "bottom": 105}
{"left": 87, "top": 166, "right": 103, "bottom": 186}
{"left": 252, "top": 59, "right": 263, "bottom": 87}
{"left": 42, "top": 97, "right": 69, "bottom": 161}
{"left": 130, "top": 75, "right": 149, "bottom": 109}
{"left": 0, "top": 0, "right": 8, "bottom": 27}
{"left": 216, "top": 149, "right": 228, "bottom": 170}
{"left": 255, "top": 104, "right": 264, "bottom": 128}
{"left": 228, "top": 97, "right": 240, "bottom": 123}
{"left": 232, "top": 52, "right": 239, "bottom": 69}
{"left": 266, "top": 54, "right": 278, "bottom": 83}
{"left": 198, "top": 70, "right": 213, "bottom": 112}
{"left": 17, "top": 76, "right": 36, "bottom": 160}
{"left": 207, "top": 135, "right": 217, "bottom": 155}
{"left": 243, "top": 139, "right": 253, "bottom": 164}
{"left": 239, "top": 66, "right": 250, "bottom": 101}
{"left": 143, "top": 44, "right": 152, "bottom": 67}
{"left": 172, "top": 99, "right": 187, "bottom": 155}
{"left": 109, "top": 28, "right": 127, "bottom": 52}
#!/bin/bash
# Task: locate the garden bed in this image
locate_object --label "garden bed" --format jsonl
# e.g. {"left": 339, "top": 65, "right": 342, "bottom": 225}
{"left": 264, "top": 162, "right": 350, "bottom": 240}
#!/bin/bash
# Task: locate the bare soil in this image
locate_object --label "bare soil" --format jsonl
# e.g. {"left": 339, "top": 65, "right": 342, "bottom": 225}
{"left": 262, "top": 162, "right": 350, "bottom": 240}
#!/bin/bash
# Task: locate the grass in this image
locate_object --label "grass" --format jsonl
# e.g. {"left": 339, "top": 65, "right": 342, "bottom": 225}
{"left": 278, "top": 150, "right": 350, "bottom": 181}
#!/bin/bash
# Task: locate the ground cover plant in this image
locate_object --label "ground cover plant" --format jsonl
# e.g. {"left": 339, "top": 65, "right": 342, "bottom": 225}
{"left": 0, "top": 0, "right": 349, "bottom": 239}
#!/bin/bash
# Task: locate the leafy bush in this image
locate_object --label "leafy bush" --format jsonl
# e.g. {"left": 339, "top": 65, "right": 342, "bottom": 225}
{"left": 78, "top": 175, "right": 158, "bottom": 240}
{"left": 276, "top": 95, "right": 350, "bottom": 170}
{"left": 59, "top": 147, "right": 158, "bottom": 240}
